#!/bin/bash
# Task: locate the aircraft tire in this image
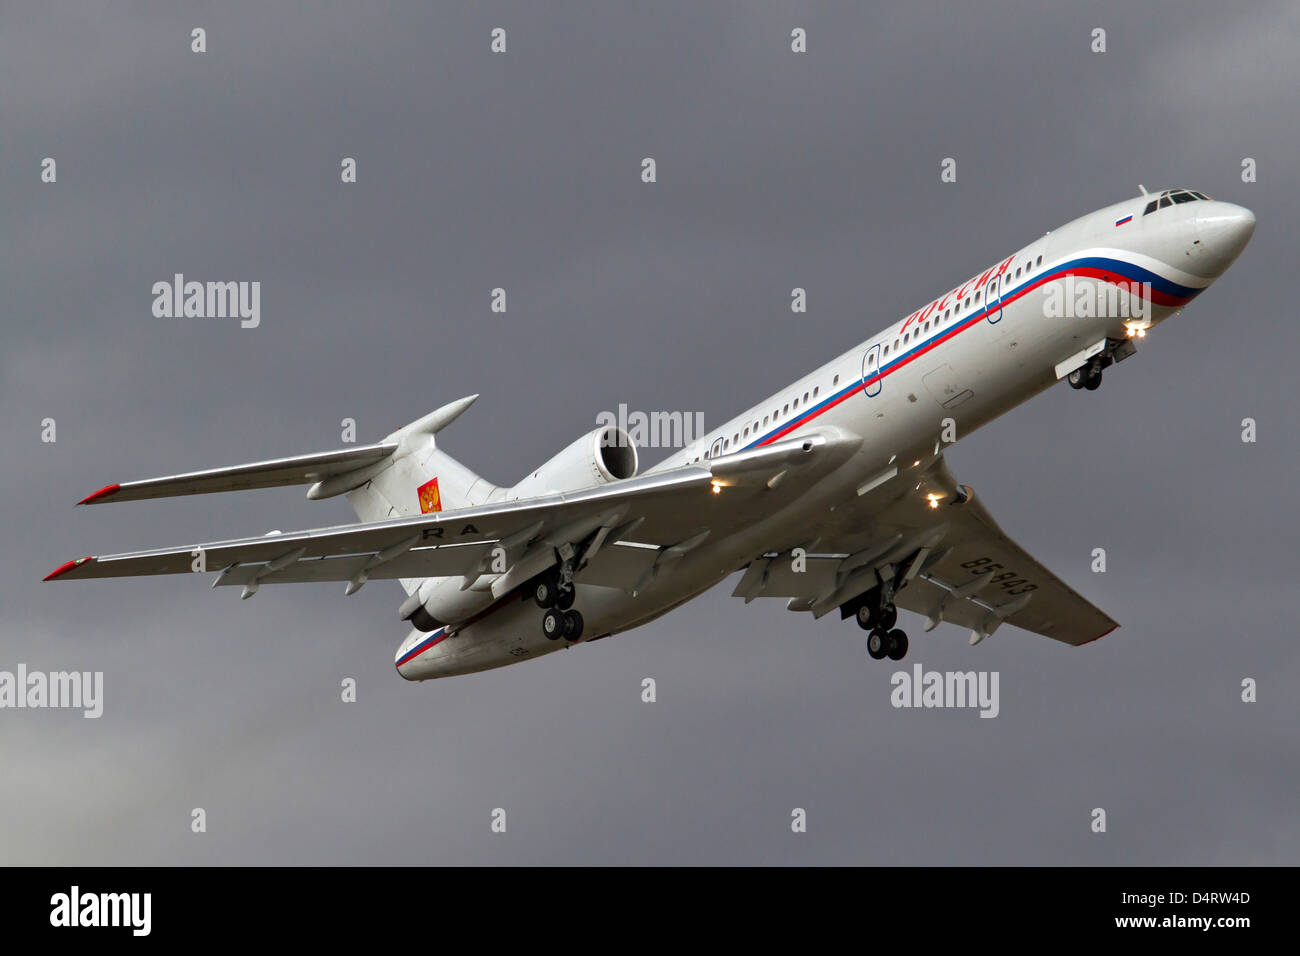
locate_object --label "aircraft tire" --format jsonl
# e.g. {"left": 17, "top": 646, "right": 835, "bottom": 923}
{"left": 542, "top": 608, "right": 566, "bottom": 640}
{"left": 534, "top": 572, "right": 559, "bottom": 609}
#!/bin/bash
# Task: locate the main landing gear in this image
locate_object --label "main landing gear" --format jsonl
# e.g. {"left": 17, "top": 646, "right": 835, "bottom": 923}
{"left": 851, "top": 588, "right": 909, "bottom": 661}
{"left": 542, "top": 606, "right": 584, "bottom": 641}
{"left": 865, "top": 626, "right": 909, "bottom": 661}
{"left": 534, "top": 567, "right": 583, "bottom": 641}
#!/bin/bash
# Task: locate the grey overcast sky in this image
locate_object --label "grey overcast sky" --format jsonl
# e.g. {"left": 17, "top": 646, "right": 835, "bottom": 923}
{"left": 3, "top": 1, "right": 1297, "bottom": 864}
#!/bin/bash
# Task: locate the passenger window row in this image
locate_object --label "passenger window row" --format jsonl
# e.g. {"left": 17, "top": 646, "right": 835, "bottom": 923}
{"left": 698, "top": 377, "right": 838, "bottom": 461}
{"left": 695, "top": 250, "right": 1048, "bottom": 462}
{"left": 880, "top": 254, "right": 1043, "bottom": 359}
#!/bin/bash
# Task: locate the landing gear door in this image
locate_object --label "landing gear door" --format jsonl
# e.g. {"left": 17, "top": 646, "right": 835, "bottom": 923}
{"left": 861, "top": 343, "right": 882, "bottom": 397}
{"left": 985, "top": 274, "right": 1002, "bottom": 324}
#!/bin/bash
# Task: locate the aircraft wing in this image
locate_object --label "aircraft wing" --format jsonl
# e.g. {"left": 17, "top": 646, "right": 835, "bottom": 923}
{"left": 46, "top": 431, "right": 862, "bottom": 597}
{"left": 731, "top": 455, "right": 1117, "bottom": 647}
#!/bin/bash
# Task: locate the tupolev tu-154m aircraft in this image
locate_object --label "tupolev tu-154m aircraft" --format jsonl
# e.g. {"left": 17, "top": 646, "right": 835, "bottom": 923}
{"left": 46, "top": 188, "right": 1255, "bottom": 679}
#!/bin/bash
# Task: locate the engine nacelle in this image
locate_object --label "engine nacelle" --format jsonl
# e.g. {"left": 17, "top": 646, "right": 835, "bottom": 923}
{"left": 399, "top": 426, "right": 637, "bottom": 632}
{"left": 508, "top": 425, "right": 638, "bottom": 500}
{"left": 403, "top": 576, "right": 494, "bottom": 632}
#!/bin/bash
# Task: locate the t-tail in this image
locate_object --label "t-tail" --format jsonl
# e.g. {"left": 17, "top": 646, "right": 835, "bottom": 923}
{"left": 70, "top": 395, "right": 498, "bottom": 595}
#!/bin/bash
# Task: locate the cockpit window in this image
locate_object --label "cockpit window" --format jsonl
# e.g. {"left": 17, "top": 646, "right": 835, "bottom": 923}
{"left": 1147, "top": 189, "right": 1210, "bottom": 213}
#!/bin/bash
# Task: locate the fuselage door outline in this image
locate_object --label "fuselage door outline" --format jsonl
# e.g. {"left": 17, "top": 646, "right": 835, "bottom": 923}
{"left": 862, "top": 343, "right": 883, "bottom": 398}
{"left": 986, "top": 273, "right": 1003, "bottom": 324}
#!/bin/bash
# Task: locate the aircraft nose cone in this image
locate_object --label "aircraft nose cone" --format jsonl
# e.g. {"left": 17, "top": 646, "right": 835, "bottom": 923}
{"left": 1193, "top": 202, "right": 1256, "bottom": 276}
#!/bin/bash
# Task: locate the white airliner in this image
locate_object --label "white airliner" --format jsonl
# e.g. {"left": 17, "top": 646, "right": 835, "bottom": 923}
{"left": 47, "top": 188, "right": 1255, "bottom": 679}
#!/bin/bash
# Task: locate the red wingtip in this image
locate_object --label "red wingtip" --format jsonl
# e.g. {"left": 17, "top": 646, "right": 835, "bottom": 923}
{"left": 78, "top": 483, "right": 120, "bottom": 505}
{"left": 1079, "top": 623, "right": 1120, "bottom": 645}
{"left": 43, "top": 556, "right": 94, "bottom": 581}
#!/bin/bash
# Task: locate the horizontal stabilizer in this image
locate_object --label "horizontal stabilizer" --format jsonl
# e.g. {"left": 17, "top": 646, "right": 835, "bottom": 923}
{"left": 77, "top": 442, "right": 399, "bottom": 505}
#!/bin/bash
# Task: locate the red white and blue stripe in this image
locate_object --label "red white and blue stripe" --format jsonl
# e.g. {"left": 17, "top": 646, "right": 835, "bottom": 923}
{"left": 742, "top": 255, "right": 1202, "bottom": 451}
{"left": 396, "top": 627, "right": 450, "bottom": 667}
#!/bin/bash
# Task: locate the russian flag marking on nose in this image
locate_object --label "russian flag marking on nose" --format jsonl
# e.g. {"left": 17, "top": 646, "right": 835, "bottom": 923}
{"left": 1114, "top": 215, "right": 1133, "bottom": 226}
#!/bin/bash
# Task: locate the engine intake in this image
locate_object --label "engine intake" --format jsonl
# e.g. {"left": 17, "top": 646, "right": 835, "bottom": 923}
{"left": 509, "top": 425, "right": 638, "bottom": 499}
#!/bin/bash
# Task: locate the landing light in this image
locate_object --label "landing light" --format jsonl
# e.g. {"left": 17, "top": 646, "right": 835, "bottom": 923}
{"left": 710, "top": 480, "right": 722, "bottom": 495}
{"left": 926, "top": 493, "right": 943, "bottom": 510}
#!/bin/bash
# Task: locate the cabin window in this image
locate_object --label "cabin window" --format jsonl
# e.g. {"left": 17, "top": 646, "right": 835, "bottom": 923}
{"left": 783, "top": 403, "right": 789, "bottom": 414}
{"left": 1036, "top": 255, "right": 1042, "bottom": 266}
{"left": 803, "top": 391, "right": 809, "bottom": 403}
{"left": 833, "top": 374, "right": 839, "bottom": 386}
{"left": 763, "top": 415, "right": 769, "bottom": 426}
{"left": 813, "top": 386, "right": 819, "bottom": 398}
{"left": 1159, "top": 196, "right": 1171, "bottom": 208}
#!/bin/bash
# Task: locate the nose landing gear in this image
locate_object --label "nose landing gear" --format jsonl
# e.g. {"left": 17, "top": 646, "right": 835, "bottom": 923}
{"left": 1068, "top": 356, "right": 1106, "bottom": 390}
{"left": 1067, "top": 337, "right": 1139, "bottom": 391}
